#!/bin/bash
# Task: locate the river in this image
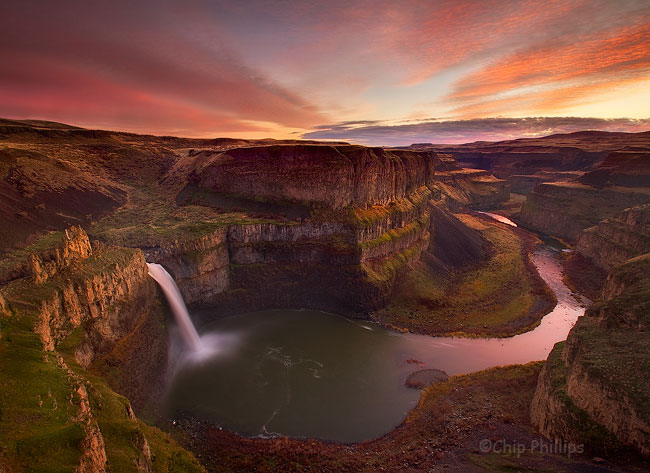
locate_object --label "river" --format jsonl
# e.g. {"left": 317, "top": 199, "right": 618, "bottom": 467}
{"left": 164, "top": 216, "right": 585, "bottom": 443}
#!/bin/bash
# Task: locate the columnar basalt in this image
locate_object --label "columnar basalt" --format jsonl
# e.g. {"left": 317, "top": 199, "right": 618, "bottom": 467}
{"left": 147, "top": 145, "right": 509, "bottom": 316}
{"left": 147, "top": 188, "right": 433, "bottom": 316}
{"left": 142, "top": 229, "right": 230, "bottom": 306}
{"left": 182, "top": 145, "right": 436, "bottom": 210}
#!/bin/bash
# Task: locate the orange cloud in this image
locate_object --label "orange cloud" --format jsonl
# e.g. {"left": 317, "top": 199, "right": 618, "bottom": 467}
{"left": 385, "top": 0, "right": 587, "bottom": 85}
{"left": 449, "top": 21, "right": 650, "bottom": 111}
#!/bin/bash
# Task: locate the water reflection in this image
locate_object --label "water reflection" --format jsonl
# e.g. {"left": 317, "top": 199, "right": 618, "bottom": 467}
{"left": 164, "top": 245, "right": 584, "bottom": 442}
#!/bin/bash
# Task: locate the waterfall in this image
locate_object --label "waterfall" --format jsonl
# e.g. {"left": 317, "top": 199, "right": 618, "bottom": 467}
{"left": 147, "top": 263, "right": 202, "bottom": 351}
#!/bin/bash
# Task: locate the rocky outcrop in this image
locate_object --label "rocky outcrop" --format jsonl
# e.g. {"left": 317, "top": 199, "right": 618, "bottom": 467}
{"left": 29, "top": 243, "right": 157, "bottom": 367}
{"left": 576, "top": 204, "right": 650, "bottom": 271}
{"left": 519, "top": 182, "right": 650, "bottom": 243}
{"left": 1, "top": 227, "right": 167, "bottom": 407}
{"left": 532, "top": 253, "right": 650, "bottom": 457}
{"left": 143, "top": 229, "right": 229, "bottom": 306}
{"left": 431, "top": 169, "right": 510, "bottom": 210}
{"left": 405, "top": 369, "right": 449, "bottom": 389}
{"left": 28, "top": 226, "right": 93, "bottom": 283}
{"left": 148, "top": 187, "right": 433, "bottom": 316}
{"left": 180, "top": 145, "right": 436, "bottom": 210}
{"left": 578, "top": 151, "right": 650, "bottom": 188}
{"left": 0, "top": 224, "right": 203, "bottom": 472}
{"left": 1, "top": 226, "right": 92, "bottom": 285}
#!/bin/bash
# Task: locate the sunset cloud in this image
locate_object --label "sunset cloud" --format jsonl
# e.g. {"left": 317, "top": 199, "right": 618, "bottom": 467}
{"left": 447, "top": 19, "right": 650, "bottom": 115}
{"left": 0, "top": 0, "right": 648, "bottom": 139}
{"left": 0, "top": 1, "right": 326, "bottom": 136}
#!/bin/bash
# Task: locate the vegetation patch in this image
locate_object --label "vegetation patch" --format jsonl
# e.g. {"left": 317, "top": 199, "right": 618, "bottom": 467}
{"left": 350, "top": 186, "right": 431, "bottom": 227}
{"left": 372, "top": 213, "right": 555, "bottom": 337}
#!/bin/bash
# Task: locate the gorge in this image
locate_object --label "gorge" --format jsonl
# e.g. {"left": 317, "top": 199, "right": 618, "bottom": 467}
{"left": 1, "top": 120, "right": 649, "bottom": 473}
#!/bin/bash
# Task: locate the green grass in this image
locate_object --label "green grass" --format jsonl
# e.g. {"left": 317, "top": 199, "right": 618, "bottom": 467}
{"left": 0, "top": 237, "right": 206, "bottom": 472}
{"left": 0, "top": 314, "right": 83, "bottom": 471}
{"left": 373, "top": 213, "right": 552, "bottom": 336}
{"left": 0, "top": 230, "right": 65, "bottom": 279}
{"left": 359, "top": 215, "right": 429, "bottom": 250}
{"left": 350, "top": 186, "right": 431, "bottom": 227}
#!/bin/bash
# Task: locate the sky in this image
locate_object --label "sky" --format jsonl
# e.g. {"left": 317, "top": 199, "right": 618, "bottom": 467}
{"left": 1, "top": 0, "right": 649, "bottom": 145}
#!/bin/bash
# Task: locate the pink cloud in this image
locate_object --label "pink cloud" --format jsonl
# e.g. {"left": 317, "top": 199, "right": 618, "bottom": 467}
{"left": 0, "top": 1, "right": 327, "bottom": 135}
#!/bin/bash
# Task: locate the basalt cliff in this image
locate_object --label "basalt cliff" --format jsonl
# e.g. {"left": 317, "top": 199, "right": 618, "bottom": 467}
{"left": 519, "top": 151, "right": 650, "bottom": 243}
{"left": 128, "top": 144, "right": 509, "bottom": 317}
{"left": 0, "top": 119, "right": 513, "bottom": 472}
{"left": 0, "top": 226, "right": 203, "bottom": 472}
{"left": 530, "top": 192, "right": 650, "bottom": 459}
{"left": 408, "top": 130, "right": 650, "bottom": 194}
{"left": 531, "top": 252, "right": 650, "bottom": 458}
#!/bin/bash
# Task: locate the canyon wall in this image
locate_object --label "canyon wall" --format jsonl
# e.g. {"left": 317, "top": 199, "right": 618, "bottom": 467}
{"left": 532, "top": 253, "right": 650, "bottom": 458}
{"left": 146, "top": 145, "right": 508, "bottom": 317}
{"left": 519, "top": 149, "right": 650, "bottom": 243}
{"left": 0, "top": 228, "right": 168, "bottom": 404}
{"left": 519, "top": 182, "right": 650, "bottom": 243}
{"left": 531, "top": 155, "right": 650, "bottom": 457}
{"left": 146, "top": 186, "right": 433, "bottom": 316}
{"left": 183, "top": 145, "right": 436, "bottom": 209}
{"left": 576, "top": 204, "right": 650, "bottom": 271}
{"left": 0, "top": 226, "right": 203, "bottom": 472}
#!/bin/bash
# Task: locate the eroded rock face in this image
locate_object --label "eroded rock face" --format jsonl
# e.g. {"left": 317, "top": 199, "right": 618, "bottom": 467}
{"left": 0, "top": 226, "right": 169, "bottom": 412}
{"left": 145, "top": 146, "right": 508, "bottom": 316}
{"left": 576, "top": 204, "right": 650, "bottom": 271}
{"left": 180, "top": 145, "right": 436, "bottom": 210}
{"left": 427, "top": 204, "right": 488, "bottom": 270}
{"left": 30, "top": 226, "right": 92, "bottom": 283}
{"left": 32, "top": 242, "right": 157, "bottom": 368}
{"left": 147, "top": 188, "right": 433, "bottom": 316}
{"left": 143, "top": 229, "right": 229, "bottom": 306}
{"left": 519, "top": 182, "right": 650, "bottom": 243}
{"left": 532, "top": 253, "right": 650, "bottom": 457}
{"left": 578, "top": 151, "right": 650, "bottom": 188}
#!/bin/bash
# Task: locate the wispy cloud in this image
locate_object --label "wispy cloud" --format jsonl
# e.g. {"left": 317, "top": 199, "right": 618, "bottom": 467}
{"left": 0, "top": 0, "right": 648, "bottom": 137}
{"left": 0, "top": 0, "right": 327, "bottom": 136}
{"left": 446, "top": 20, "right": 650, "bottom": 116}
{"left": 303, "top": 117, "right": 650, "bottom": 146}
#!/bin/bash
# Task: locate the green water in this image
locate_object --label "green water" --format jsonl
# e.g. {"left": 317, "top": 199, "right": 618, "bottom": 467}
{"left": 164, "top": 245, "right": 584, "bottom": 442}
{"left": 164, "top": 309, "right": 419, "bottom": 442}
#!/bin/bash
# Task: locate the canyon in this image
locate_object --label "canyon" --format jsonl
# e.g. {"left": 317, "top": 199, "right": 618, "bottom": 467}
{"left": 1, "top": 119, "right": 649, "bottom": 472}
